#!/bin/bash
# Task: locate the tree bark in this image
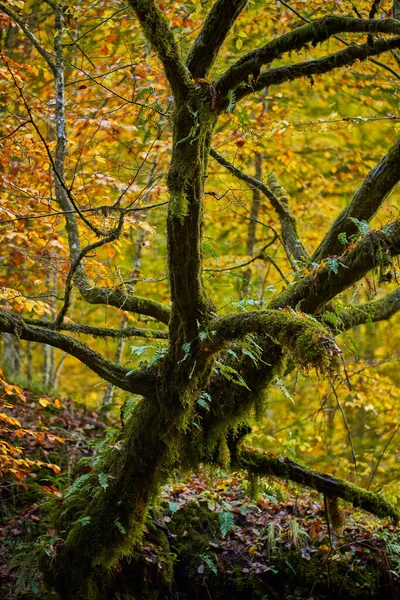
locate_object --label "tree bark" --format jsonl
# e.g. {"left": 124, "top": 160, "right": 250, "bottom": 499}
{"left": 237, "top": 448, "right": 398, "bottom": 522}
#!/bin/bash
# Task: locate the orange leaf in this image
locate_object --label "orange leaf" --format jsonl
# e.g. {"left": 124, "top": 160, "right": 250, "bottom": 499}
{"left": 49, "top": 464, "right": 61, "bottom": 474}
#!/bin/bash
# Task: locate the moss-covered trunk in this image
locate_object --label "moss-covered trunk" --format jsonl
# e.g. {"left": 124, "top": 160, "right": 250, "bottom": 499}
{"left": 43, "top": 96, "right": 217, "bottom": 599}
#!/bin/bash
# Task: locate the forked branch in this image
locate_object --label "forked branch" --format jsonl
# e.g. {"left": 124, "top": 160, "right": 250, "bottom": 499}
{"left": 216, "top": 16, "right": 400, "bottom": 103}
{"left": 0, "top": 310, "right": 158, "bottom": 395}
{"left": 232, "top": 35, "right": 400, "bottom": 105}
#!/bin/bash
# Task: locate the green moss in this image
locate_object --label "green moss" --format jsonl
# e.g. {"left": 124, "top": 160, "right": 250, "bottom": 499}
{"left": 169, "top": 501, "right": 220, "bottom": 579}
{"left": 170, "top": 189, "right": 188, "bottom": 221}
{"left": 167, "top": 501, "right": 395, "bottom": 600}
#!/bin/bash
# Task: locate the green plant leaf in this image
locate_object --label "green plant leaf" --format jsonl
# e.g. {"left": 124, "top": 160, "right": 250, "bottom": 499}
{"left": 98, "top": 472, "right": 109, "bottom": 491}
{"left": 219, "top": 510, "right": 234, "bottom": 537}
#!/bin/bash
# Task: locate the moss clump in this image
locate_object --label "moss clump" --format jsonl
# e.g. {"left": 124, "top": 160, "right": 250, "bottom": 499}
{"left": 170, "top": 189, "right": 189, "bottom": 222}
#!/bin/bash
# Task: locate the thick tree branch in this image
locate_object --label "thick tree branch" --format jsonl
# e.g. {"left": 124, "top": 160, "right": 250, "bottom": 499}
{"left": 127, "top": 0, "right": 192, "bottom": 101}
{"left": 337, "top": 288, "right": 400, "bottom": 331}
{"left": 271, "top": 220, "right": 400, "bottom": 313}
{"left": 237, "top": 448, "right": 399, "bottom": 521}
{"left": 186, "top": 0, "right": 247, "bottom": 79}
{"left": 209, "top": 309, "right": 341, "bottom": 374}
{"left": 215, "top": 16, "right": 400, "bottom": 103}
{"left": 210, "top": 148, "right": 308, "bottom": 262}
{"left": 0, "top": 310, "right": 158, "bottom": 395}
{"left": 313, "top": 139, "right": 400, "bottom": 262}
{"left": 279, "top": 0, "right": 400, "bottom": 80}
{"left": 235, "top": 35, "right": 400, "bottom": 103}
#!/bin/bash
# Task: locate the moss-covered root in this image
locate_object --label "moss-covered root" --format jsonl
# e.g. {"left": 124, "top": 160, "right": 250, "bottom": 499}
{"left": 237, "top": 448, "right": 399, "bottom": 522}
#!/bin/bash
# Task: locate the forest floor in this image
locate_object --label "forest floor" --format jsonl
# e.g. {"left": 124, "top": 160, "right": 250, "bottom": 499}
{"left": 0, "top": 387, "right": 399, "bottom": 599}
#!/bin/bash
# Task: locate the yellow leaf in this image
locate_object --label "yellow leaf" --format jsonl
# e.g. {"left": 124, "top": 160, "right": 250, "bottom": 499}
{"left": 49, "top": 464, "right": 61, "bottom": 474}
{"left": 0, "top": 413, "right": 21, "bottom": 427}
{"left": 248, "top": 545, "right": 258, "bottom": 554}
{"left": 39, "top": 398, "right": 50, "bottom": 408}
{"left": 54, "top": 399, "right": 62, "bottom": 409}
{"left": 236, "top": 38, "right": 243, "bottom": 50}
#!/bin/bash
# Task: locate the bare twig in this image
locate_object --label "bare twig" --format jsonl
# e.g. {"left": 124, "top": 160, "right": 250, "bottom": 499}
{"left": 330, "top": 382, "right": 358, "bottom": 475}
{"left": 367, "top": 424, "right": 400, "bottom": 490}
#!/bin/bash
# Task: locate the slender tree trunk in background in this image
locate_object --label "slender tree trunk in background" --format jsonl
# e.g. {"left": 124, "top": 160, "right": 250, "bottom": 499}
{"left": 3, "top": 333, "right": 21, "bottom": 377}
{"left": 246, "top": 154, "right": 263, "bottom": 257}
{"left": 242, "top": 153, "right": 263, "bottom": 297}
{"left": 43, "top": 344, "right": 54, "bottom": 390}
{"left": 102, "top": 159, "right": 157, "bottom": 409}
{"left": 53, "top": 353, "right": 66, "bottom": 391}
{"left": 101, "top": 320, "right": 126, "bottom": 408}
{"left": 25, "top": 342, "right": 32, "bottom": 385}
{"left": 43, "top": 266, "right": 57, "bottom": 390}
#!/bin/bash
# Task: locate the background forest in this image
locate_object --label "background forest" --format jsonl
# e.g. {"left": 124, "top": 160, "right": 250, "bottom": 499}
{"left": 1, "top": 0, "right": 400, "bottom": 598}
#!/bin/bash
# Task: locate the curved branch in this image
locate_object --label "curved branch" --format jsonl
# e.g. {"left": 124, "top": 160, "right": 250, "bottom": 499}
{"left": 279, "top": 0, "right": 400, "bottom": 80}
{"left": 272, "top": 221, "right": 400, "bottom": 313}
{"left": 230, "top": 35, "right": 400, "bottom": 107}
{"left": 54, "top": 210, "right": 125, "bottom": 328}
{"left": 0, "top": 3, "right": 56, "bottom": 72}
{"left": 79, "top": 284, "right": 170, "bottom": 325}
{"left": 337, "top": 287, "right": 400, "bottom": 331}
{"left": 210, "top": 148, "right": 308, "bottom": 262}
{"left": 215, "top": 16, "right": 400, "bottom": 102}
{"left": 313, "top": 139, "right": 400, "bottom": 262}
{"left": 237, "top": 448, "right": 398, "bottom": 521}
{"left": 127, "top": 0, "right": 192, "bottom": 101}
{"left": 204, "top": 242, "right": 286, "bottom": 281}
{"left": 0, "top": 310, "right": 158, "bottom": 395}
{"left": 209, "top": 309, "right": 341, "bottom": 374}
{"left": 186, "top": 0, "right": 247, "bottom": 79}
{"left": 23, "top": 318, "right": 168, "bottom": 340}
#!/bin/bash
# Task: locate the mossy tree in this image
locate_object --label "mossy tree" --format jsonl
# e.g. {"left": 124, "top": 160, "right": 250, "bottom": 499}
{"left": 1, "top": 1, "right": 400, "bottom": 598}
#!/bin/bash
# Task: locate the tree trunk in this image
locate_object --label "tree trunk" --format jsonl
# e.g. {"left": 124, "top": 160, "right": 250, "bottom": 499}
{"left": 44, "top": 100, "right": 218, "bottom": 598}
{"left": 3, "top": 332, "right": 21, "bottom": 377}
